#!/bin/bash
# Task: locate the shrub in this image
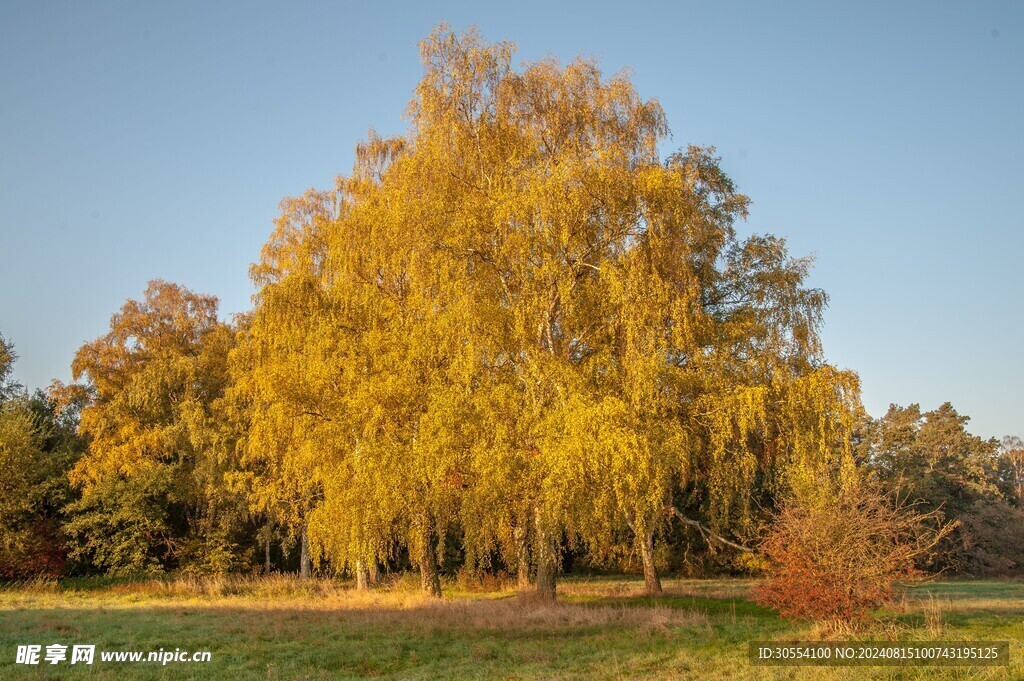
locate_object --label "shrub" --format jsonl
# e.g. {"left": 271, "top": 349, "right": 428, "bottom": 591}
{"left": 754, "top": 478, "right": 952, "bottom": 626}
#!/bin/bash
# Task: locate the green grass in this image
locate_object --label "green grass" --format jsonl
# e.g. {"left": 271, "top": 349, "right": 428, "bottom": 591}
{"left": 0, "top": 574, "right": 1021, "bottom": 679}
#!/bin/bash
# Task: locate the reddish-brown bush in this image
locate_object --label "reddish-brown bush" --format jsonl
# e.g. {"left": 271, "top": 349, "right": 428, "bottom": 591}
{"left": 754, "top": 479, "right": 952, "bottom": 625}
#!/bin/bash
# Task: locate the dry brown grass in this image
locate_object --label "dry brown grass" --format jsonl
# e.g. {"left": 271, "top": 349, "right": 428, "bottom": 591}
{"left": 0, "top": 574, "right": 716, "bottom": 634}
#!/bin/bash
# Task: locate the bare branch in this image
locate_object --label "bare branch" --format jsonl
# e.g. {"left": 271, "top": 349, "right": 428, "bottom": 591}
{"left": 668, "top": 506, "right": 754, "bottom": 553}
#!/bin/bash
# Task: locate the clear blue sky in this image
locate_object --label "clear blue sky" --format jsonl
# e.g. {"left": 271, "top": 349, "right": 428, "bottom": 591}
{"left": 1, "top": 1, "right": 1021, "bottom": 439}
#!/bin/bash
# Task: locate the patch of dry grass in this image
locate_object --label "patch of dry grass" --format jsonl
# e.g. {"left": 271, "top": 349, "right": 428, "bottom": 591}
{"left": 0, "top": 574, "right": 715, "bottom": 635}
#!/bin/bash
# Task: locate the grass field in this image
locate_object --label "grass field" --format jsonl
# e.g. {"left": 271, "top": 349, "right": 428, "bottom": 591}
{"left": 0, "top": 575, "right": 1021, "bottom": 680}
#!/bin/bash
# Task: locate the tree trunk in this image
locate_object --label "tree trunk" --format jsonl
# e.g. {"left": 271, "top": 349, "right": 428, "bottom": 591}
{"left": 533, "top": 515, "right": 557, "bottom": 601}
{"left": 514, "top": 524, "right": 530, "bottom": 591}
{"left": 368, "top": 559, "right": 380, "bottom": 585}
{"left": 299, "top": 525, "right": 311, "bottom": 579}
{"left": 355, "top": 559, "right": 370, "bottom": 591}
{"left": 264, "top": 526, "right": 272, "bottom": 575}
{"left": 639, "top": 530, "right": 662, "bottom": 596}
{"left": 419, "top": 520, "right": 442, "bottom": 597}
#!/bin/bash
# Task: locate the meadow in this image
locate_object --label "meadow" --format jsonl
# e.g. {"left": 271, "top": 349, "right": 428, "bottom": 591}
{"left": 0, "top": 575, "right": 1021, "bottom": 680}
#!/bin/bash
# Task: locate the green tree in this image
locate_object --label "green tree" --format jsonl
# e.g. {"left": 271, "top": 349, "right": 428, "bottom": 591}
{"left": 863, "top": 403, "right": 1021, "bottom": 574}
{"left": 0, "top": 333, "right": 20, "bottom": 401}
{"left": 0, "top": 339, "right": 86, "bottom": 578}
{"left": 868, "top": 403, "right": 997, "bottom": 515}
{"left": 0, "top": 395, "right": 50, "bottom": 576}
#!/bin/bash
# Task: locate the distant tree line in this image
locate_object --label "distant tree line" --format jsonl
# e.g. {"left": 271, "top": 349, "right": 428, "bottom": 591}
{"left": 1, "top": 27, "right": 1020, "bottom": 595}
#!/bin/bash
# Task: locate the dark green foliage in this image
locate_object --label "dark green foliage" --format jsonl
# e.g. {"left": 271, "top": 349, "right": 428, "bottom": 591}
{"left": 0, "top": 341, "right": 86, "bottom": 578}
{"left": 957, "top": 500, "right": 1024, "bottom": 576}
{"left": 863, "top": 402, "right": 1022, "bottom": 576}
{"left": 62, "top": 469, "right": 175, "bottom": 575}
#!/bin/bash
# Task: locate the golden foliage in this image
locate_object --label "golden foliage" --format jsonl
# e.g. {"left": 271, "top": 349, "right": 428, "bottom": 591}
{"left": 233, "top": 25, "right": 862, "bottom": 595}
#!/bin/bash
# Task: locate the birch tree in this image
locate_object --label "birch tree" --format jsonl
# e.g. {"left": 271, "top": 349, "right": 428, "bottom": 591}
{"left": 241, "top": 24, "right": 862, "bottom": 599}
{"left": 67, "top": 281, "right": 242, "bottom": 574}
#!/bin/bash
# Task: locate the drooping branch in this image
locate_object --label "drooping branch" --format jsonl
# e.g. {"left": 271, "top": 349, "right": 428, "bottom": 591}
{"left": 668, "top": 506, "right": 754, "bottom": 553}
